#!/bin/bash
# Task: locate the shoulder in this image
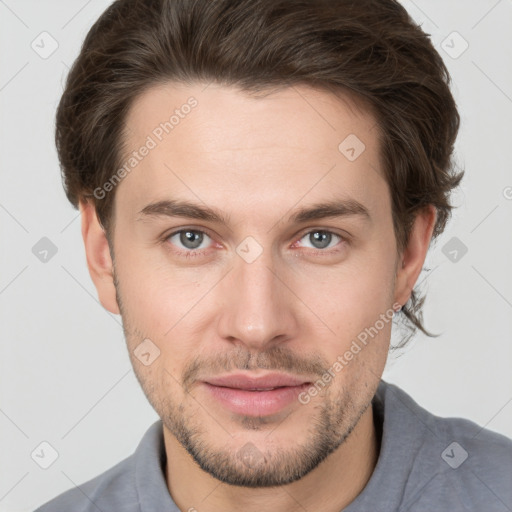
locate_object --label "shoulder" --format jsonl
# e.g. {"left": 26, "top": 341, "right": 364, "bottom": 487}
{"left": 381, "top": 381, "right": 512, "bottom": 511}
{"left": 33, "top": 420, "right": 174, "bottom": 512}
{"left": 403, "top": 384, "right": 512, "bottom": 473}
{"left": 414, "top": 414, "right": 512, "bottom": 511}
{"left": 381, "top": 380, "right": 512, "bottom": 458}
{"left": 34, "top": 452, "right": 138, "bottom": 512}
{"left": 432, "top": 411, "right": 512, "bottom": 500}
{"left": 434, "top": 412, "right": 512, "bottom": 463}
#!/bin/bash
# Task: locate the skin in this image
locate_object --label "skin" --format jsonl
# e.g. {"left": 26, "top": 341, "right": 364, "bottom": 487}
{"left": 80, "top": 82, "right": 436, "bottom": 512}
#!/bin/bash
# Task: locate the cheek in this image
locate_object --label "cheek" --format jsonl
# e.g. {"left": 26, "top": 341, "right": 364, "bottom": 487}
{"left": 116, "top": 261, "right": 214, "bottom": 378}
{"left": 115, "top": 218, "right": 398, "bottom": 351}
{"left": 114, "top": 239, "right": 197, "bottom": 329}
{"left": 295, "top": 244, "right": 396, "bottom": 335}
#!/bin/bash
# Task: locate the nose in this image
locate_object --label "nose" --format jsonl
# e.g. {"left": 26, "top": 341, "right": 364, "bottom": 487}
{"left": 215, "top": 244, "right": 300, "bottom": 351}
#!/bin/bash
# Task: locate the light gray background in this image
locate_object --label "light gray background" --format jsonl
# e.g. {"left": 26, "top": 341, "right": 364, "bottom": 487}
{"left": 1, "top": 1, "right": 511, "bottom": 511}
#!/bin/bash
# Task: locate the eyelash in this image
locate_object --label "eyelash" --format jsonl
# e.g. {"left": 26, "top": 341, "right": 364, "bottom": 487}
{"left": 162, "top": 228, "right": 347, "bottom": 259}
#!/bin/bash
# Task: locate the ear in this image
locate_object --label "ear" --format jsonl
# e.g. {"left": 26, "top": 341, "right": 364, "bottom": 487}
{"left": 79, "top": 199, "right": 120, "bottom": 315}
{"left": 394, "top": 205, "right": 437, "bottom": 307}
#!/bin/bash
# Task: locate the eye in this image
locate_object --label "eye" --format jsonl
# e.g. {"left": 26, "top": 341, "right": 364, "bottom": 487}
{"left": 166, "top": 229, "right": 212, "bottom": 253}
{"left": 163, "top": 228, "right": 345, "bottom": 258}
{"left": 296, "top": 230, "right": 343, "bottom": 251}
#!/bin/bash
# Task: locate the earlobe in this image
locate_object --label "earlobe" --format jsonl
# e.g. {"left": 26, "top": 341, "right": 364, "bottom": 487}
{"left": 79, "top": 200, "right": 120, "bottom": 315}
{"left": 394, "top": 205, "right": 437, "bottom": 307}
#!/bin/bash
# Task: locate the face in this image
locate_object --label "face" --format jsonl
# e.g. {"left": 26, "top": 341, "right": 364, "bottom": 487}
{"left": 84, "top": 82, "right": 428, "bottom": 487}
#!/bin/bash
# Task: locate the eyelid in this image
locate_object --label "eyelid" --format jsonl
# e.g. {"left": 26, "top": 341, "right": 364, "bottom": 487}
{"left": 164, "top": 226, "right": 346, "bottom": 242}
{"left": 163, "top": 226, "right": 215, "bottom": 242}
{"left": 163, "top": 227, "right": 216, "bottom": 249}
{"left": 162, "top": 226, "right": 349, "bottom": 255}
{"left": 293, "top": 228, "right": 346, "bottom": 250}
{"left": 296, "top": 226, "right": 347, "bottom": 240}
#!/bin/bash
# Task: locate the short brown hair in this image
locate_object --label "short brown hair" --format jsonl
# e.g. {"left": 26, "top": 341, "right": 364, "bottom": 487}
{"left": 55, "top": 0, "right": 463, "bottom": 346}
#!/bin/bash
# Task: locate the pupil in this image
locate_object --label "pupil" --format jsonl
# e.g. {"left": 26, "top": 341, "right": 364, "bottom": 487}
{"left": 311, "top": 231, "right": 331, "bottom": 249}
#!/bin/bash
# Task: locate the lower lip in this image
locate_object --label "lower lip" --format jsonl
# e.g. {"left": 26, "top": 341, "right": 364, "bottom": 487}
{"left": 202, "top": 382, "right": 311, "bottom": 416}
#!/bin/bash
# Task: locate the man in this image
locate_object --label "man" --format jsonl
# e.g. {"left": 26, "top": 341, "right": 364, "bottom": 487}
{"left": 35, "top": 0, "right": 512, "bottom": 511}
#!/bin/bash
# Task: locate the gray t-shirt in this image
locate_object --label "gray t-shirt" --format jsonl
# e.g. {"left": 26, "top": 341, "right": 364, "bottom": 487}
{"left": 34, "top": 380, "right": 512, "bottom": 511}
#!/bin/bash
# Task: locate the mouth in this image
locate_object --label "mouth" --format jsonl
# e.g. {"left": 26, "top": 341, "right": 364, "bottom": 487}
{"left": 201, "top": 373, "right": 313, "bottom": 417}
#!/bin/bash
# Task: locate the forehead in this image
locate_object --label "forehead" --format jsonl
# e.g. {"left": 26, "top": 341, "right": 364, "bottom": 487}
{"left": 116, "top": 82, "right": 388, "bottom": 224}
{"left": 124, "top": 81, "right": 378, "bottom": 154}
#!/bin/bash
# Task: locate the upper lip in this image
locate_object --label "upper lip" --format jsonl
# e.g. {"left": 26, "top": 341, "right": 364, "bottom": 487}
{"left": 203, "top": 372, "right": 312, "bottom": 390}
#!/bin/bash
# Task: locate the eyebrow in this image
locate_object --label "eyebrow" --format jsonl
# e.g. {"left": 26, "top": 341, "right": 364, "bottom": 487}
{"left": 136, "top": 198, "right": 371, "bottom": 225}
{"left": 289, "top": 199, "right": 370, "bottom": 224}
{"left": 137, "top": 200, "right": 231, "bottom": 224}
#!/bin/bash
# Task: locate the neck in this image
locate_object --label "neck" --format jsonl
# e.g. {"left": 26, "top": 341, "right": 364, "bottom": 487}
{"left": 164, "top": 404, "right": 379, "bottom": 512}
